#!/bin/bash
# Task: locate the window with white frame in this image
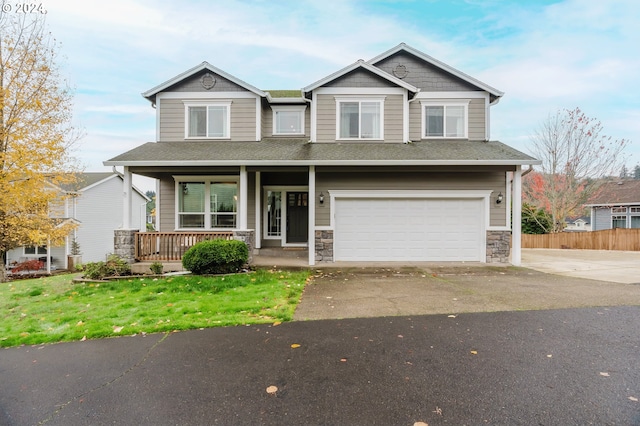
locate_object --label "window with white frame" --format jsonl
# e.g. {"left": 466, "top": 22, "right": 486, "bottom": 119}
{"left": 25, "top": 246, "right": 47, "bottom": 255}
{"left": 421, "top": 101, "right": 469, "bottom": 138}
{"left": 336, "top": 97, "right": 384, "bottom": 140}
{"left": 631, "top": 207, "right": 640, "bottom": 228}
{"left": 176, "top": 178, "right": 238, "bottom": 229}
{"left": 184, "top": 101, "right": 231, "bottom": 139}
{"left": 272, "top": 106, "right": 305, "bottom": 135}
{"left": 612, "top": 215, "right": 627, "bottom": 229}
{"left": 612, "top": 207, "right": 627, "bottom": 214}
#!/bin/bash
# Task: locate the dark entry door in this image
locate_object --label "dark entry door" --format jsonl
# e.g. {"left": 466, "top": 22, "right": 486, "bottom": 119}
{"left": 286, "top": 192, "right": 308, "bottom": 243}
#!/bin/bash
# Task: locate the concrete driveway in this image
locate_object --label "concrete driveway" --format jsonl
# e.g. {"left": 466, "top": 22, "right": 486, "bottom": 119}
{"left": 521, "top": 248, "right": 640, "bottom": 284}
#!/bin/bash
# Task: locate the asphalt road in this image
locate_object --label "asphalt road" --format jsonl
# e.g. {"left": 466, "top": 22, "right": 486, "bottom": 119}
{"left": 1, "top": 306, "right": 639, "bottom": 425}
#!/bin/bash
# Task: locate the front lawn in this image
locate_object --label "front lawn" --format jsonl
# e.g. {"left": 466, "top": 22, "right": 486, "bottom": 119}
{"left": 0, "top": 269, "right": 310, "bottom": 348}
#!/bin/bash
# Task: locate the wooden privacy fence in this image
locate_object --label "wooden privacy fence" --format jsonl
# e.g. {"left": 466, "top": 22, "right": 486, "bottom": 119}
{"left": 135, "top": 232, "right": 234, "bottom": 261}
{"left": 522, "top": 229, "right": 640, "bottom": 251}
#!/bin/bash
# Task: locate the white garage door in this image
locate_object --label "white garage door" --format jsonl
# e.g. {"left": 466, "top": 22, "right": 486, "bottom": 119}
{"left": 334, "top": 198, "right": 485, "bottom": 262}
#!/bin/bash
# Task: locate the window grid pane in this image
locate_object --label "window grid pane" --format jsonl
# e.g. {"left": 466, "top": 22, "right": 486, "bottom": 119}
{"left": 612, "top": 216, "right": 627, "bottom": 229}
{"left": 445, "top": 106, "right": 465, "bottom": 137}
{"left": 340, "top": 102, "right": 359, "bottom": 138}
{"left": 361, "top": 102, "right": 380, "bottom": 138}
{"left": 188, "top": 107, "right": 206, "bottom": 137}
{"left": 207, "top": 106, "right": 227, "bottom": 138}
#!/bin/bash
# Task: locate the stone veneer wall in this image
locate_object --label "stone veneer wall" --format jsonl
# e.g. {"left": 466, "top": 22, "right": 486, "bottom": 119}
{"left": 233, "top": 230, "right": 255, "bottom": 263}
{"left": 315, "top": 230, "right": 334, "bottom": 262}
{"left": 486, "top": 230, "right": 511, "bottom": 263}
{"left": 114, "top": 230, "right": 137, "bottom": 263}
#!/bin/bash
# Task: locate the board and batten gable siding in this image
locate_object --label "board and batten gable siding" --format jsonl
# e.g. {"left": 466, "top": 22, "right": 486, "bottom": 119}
{"left": 373, "top": 51, "right": 481, "bottom": 92}
{"left": 315, "top": 93, "right": 404, "bottom": 143}
{"left": 314, "top": 169, "right": 507, "bottom": 227}
{"left": 75, "top": 176, "right": 146, "bottom": 263}
{"left": 409, "top": 97, "right": 485, "bottom": 141}
{"left": 158, "top": 97, "right": 257, "bottom": 141}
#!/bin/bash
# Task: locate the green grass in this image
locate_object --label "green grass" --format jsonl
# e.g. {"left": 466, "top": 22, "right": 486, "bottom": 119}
{"left": 0, "top": 269, "right": 310, "bottom": 348}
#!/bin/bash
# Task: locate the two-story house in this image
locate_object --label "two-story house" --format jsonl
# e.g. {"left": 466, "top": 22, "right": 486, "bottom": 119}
{"left": 5, "top": 172, "right": 148, "bottom": 272}
{"left": 105, "top": 43, "right": 540, "bottom": 266}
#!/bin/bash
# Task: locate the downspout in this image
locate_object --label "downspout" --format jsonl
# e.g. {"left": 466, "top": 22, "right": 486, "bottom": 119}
{"left": 406, "top": 89, "right": 421, "bottom": 143}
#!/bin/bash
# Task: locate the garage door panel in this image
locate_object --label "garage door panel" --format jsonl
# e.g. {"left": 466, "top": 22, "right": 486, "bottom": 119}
{"left": 335, "top": 198, "right": 484, "bottom": 262}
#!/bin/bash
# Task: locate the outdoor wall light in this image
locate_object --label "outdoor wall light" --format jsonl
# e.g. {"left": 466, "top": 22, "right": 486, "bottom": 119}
{"left": 496, "top": 192, "right": 503, "bottom": 204}
{"left": 319, "top": 192, "right": 325, "bottom": 204}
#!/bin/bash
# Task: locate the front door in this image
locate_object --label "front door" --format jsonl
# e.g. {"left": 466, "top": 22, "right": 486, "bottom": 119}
{"left": 286, "top": 192, "right": 308, "bottom": 243}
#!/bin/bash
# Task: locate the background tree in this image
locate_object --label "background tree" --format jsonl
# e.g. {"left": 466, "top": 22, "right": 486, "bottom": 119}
{"left": 523, "top": 107, "right": 628, "bottom": 233}
{"left": 634, "top": 164, "right": 640, "bottom": 180}
{"left": 521, "top": 202, "right": 553, "bottom": 234}
{"left": 0, "top": 4, "right": 81, "bottom": 281}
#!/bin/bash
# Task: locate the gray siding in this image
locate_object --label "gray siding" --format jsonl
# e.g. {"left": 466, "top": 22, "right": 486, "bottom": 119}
{"left": 170, "top": 71, "right": 246, "bottom": 93}
{"left": 316, "top": 94, "right": 404, "bottom": 143}
{"left": 409, "top": 97, "right": 485, "bottom": 141}
{"left": 326, "top": 69, "right": 396, "bottom": 88}
{"left": 159, "top": 97, "right": 257, "bottom": 141}
{"left": 158, "top": 177, "right": 176, "bottom": 232}
{"left": 374, "top": 51, "right": 481, "bottom": 92}
{"left": 315, "top": 169, "right": 506, "bottom": 227}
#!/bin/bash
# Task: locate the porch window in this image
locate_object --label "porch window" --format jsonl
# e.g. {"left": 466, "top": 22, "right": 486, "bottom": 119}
{"left": 336, "top": 98, "right": 384, "bottom": 140}
{"left": 272, "top": 106, "right": 305, "bottom": 135}
{"left": 25, "top": 245, "right": 47, "bottom": 255}
{"left": 421, "top": 101, "right": 469, "bottom": 138}
{"left": 631, "top": 207, "right": 640, "bottom": 228}
{"left": 266, "top": 190, "right": 282, "bottom": 237}
{"left": 176, "top": 179, "right": 238, "bottom": 229}
{"left": 184, "top": 101, "right": 231, "bottom": 139}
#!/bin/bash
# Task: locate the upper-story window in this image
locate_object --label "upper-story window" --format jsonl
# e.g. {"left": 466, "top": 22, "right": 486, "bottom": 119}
{"left": 184, "top": 101, "right": 232, "bottom": 139}
{"left": 420, "top": 101, "right": 469, "bottom": 138}
{"left": 272, "top": 105, "right": 306, "bottom": 135}
{"left": 336, "top": 97, "right": 385, "bottom": 140}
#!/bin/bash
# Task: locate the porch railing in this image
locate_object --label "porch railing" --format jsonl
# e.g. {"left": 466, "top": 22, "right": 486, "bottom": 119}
{"left": 135, "top": 232, "right": 234, "bottom": 261}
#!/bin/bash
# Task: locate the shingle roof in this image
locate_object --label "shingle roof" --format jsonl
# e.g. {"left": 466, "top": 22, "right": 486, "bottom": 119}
{"left": 57, "top": 173, "right": 116, "bottom": 192}
{"left": 104, "top": 139, "right": 539, "bottom": 166}
{"left": 587, "top": 180, "right": 640, "bottom": 205}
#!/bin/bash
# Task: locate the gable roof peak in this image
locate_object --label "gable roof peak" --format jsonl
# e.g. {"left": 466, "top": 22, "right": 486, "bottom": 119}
{"left": 142, "top": 61, "right": 266, "bottom": 102}
{"left": 368, "top": 43, "right": 504, "bottom": 98}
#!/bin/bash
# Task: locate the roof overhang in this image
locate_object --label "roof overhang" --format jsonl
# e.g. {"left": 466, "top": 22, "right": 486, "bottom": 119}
{"left": 105, "top": 159, "right": 541, "bottom": 167}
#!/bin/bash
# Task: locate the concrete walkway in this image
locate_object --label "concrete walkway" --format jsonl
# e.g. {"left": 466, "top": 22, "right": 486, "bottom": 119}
{"left": 521, "top": 248, "right": 640, "bottom": 284}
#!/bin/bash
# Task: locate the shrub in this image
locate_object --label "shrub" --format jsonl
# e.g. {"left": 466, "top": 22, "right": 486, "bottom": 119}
{"left": 149, "top": 261, "right": 164, "bottom": 275}
{"left": 83, "top": 254, "right": 131, "bottom": 280}
{"left": 11, "top": 259, "right": 44, "bottom": 273}
{"left": 182, "top": 239, "right": 248, "bottom": 275}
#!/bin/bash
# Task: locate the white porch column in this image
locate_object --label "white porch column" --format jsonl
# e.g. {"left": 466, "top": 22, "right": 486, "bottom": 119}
{"left": 512, "top": 165, "right": 523, "bottom": 266}
{"left": 123, "top": 166, "right": 133, "bottom": 229}
{"left": 239, "top": 166, "right": 248, "bottom": 230}
{"left": 308, "top": 165, "right": 316, "bottom": 266}
{"left": 255, "top": 171, "right": 261, "bottom": 248}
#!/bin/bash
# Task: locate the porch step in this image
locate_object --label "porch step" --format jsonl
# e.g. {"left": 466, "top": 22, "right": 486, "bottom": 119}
{"left": 256, "top": 247, "right": 309, "bottom": 259}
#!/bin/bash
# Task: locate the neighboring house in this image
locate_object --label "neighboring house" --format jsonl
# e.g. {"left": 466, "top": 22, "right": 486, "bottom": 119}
{"left": 5, "top": 173, "right": 148, "bottom": 270}
{"left": 105, "top": 43, "right": 539, "bottom": 266}
{"left": 586, "top": 180, "right": 640, "bottom": 231}
{"left": 564, "top": 216, "right": 591, "bottom": 232}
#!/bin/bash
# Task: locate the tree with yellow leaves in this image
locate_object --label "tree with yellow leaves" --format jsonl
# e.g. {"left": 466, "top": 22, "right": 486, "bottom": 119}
{"left": 1, "top": 3, "right": 81, "bottom": 281}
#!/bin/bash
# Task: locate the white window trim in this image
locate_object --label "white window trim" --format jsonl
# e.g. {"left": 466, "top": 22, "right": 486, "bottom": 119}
{"left": 271, "top": 105, "right": 306, "bottom": 135}
{"left": 420, "top": 100, "right": 470, "bottom": 139}
{"left": 611, "top": 215, "right": 627, "bottom": 228}
{"left": 24, "top": 245, "right": 47, "bottom": 255}
{"left": 612, "top": 206, "right": 627, "bottom": 214}
{"left": 183, "top": 100, "right": 232, "bottom": 139}
{"left": 335, "top": 96, "right": 385, "bottom": 141}
{"left": 173, "top": 175, "right": 239, "bottom": 230}
{"left": 262, "top": 186, "right": 308, "bottom": 246}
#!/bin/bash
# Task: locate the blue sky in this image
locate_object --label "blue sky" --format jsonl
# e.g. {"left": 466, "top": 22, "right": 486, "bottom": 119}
{"left": 36, "top": 0, "right": 640, "bottom": 189}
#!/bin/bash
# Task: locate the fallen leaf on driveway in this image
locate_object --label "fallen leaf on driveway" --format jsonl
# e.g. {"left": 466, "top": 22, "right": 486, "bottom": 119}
{"left": 470, "top": 350, "right": 478, "bottom": 355}
{"left": 272, "top": 321, "right": 282, "bottom": 326}
{"left": 600, "top": 372, "right": 610, "bottom": 377}
{"left": 629, "top": 396, "right": 638, "bottom": 402}
{"left": 448, "top": 315, "right": 457, "bottom": 318}
{"left": 414, "top": 422, "right": 429, "bottom": 426}
{"left": 266, "top": 385, "right": 278, "bottom": 394}
{"left": 291, "top": 343, "right": 301, "bottom": 348}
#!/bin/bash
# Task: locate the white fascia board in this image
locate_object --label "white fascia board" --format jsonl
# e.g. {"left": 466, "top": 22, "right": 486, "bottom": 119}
{"left": 585, "top": 202, "right": 640, "bottom": 207}
{"left": 104, "top": 159, "right": 543, "bottom": 167}
{"left": 303, "top": 60, "right": 418, "bottom": 93}
{"left": 143, "top": 62, "right": 266, "bottom": 100}
{"left": 78, "top": 174, "right": 119, "bottom": 192}
{"left": 414, "top": 91, "right": 488, "bottom": 99}
{"left": 367, "top": 43, "right": 504, "bottom": 98}
{"left": 315, "top": 87, "right": 405, "bottom": 95}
